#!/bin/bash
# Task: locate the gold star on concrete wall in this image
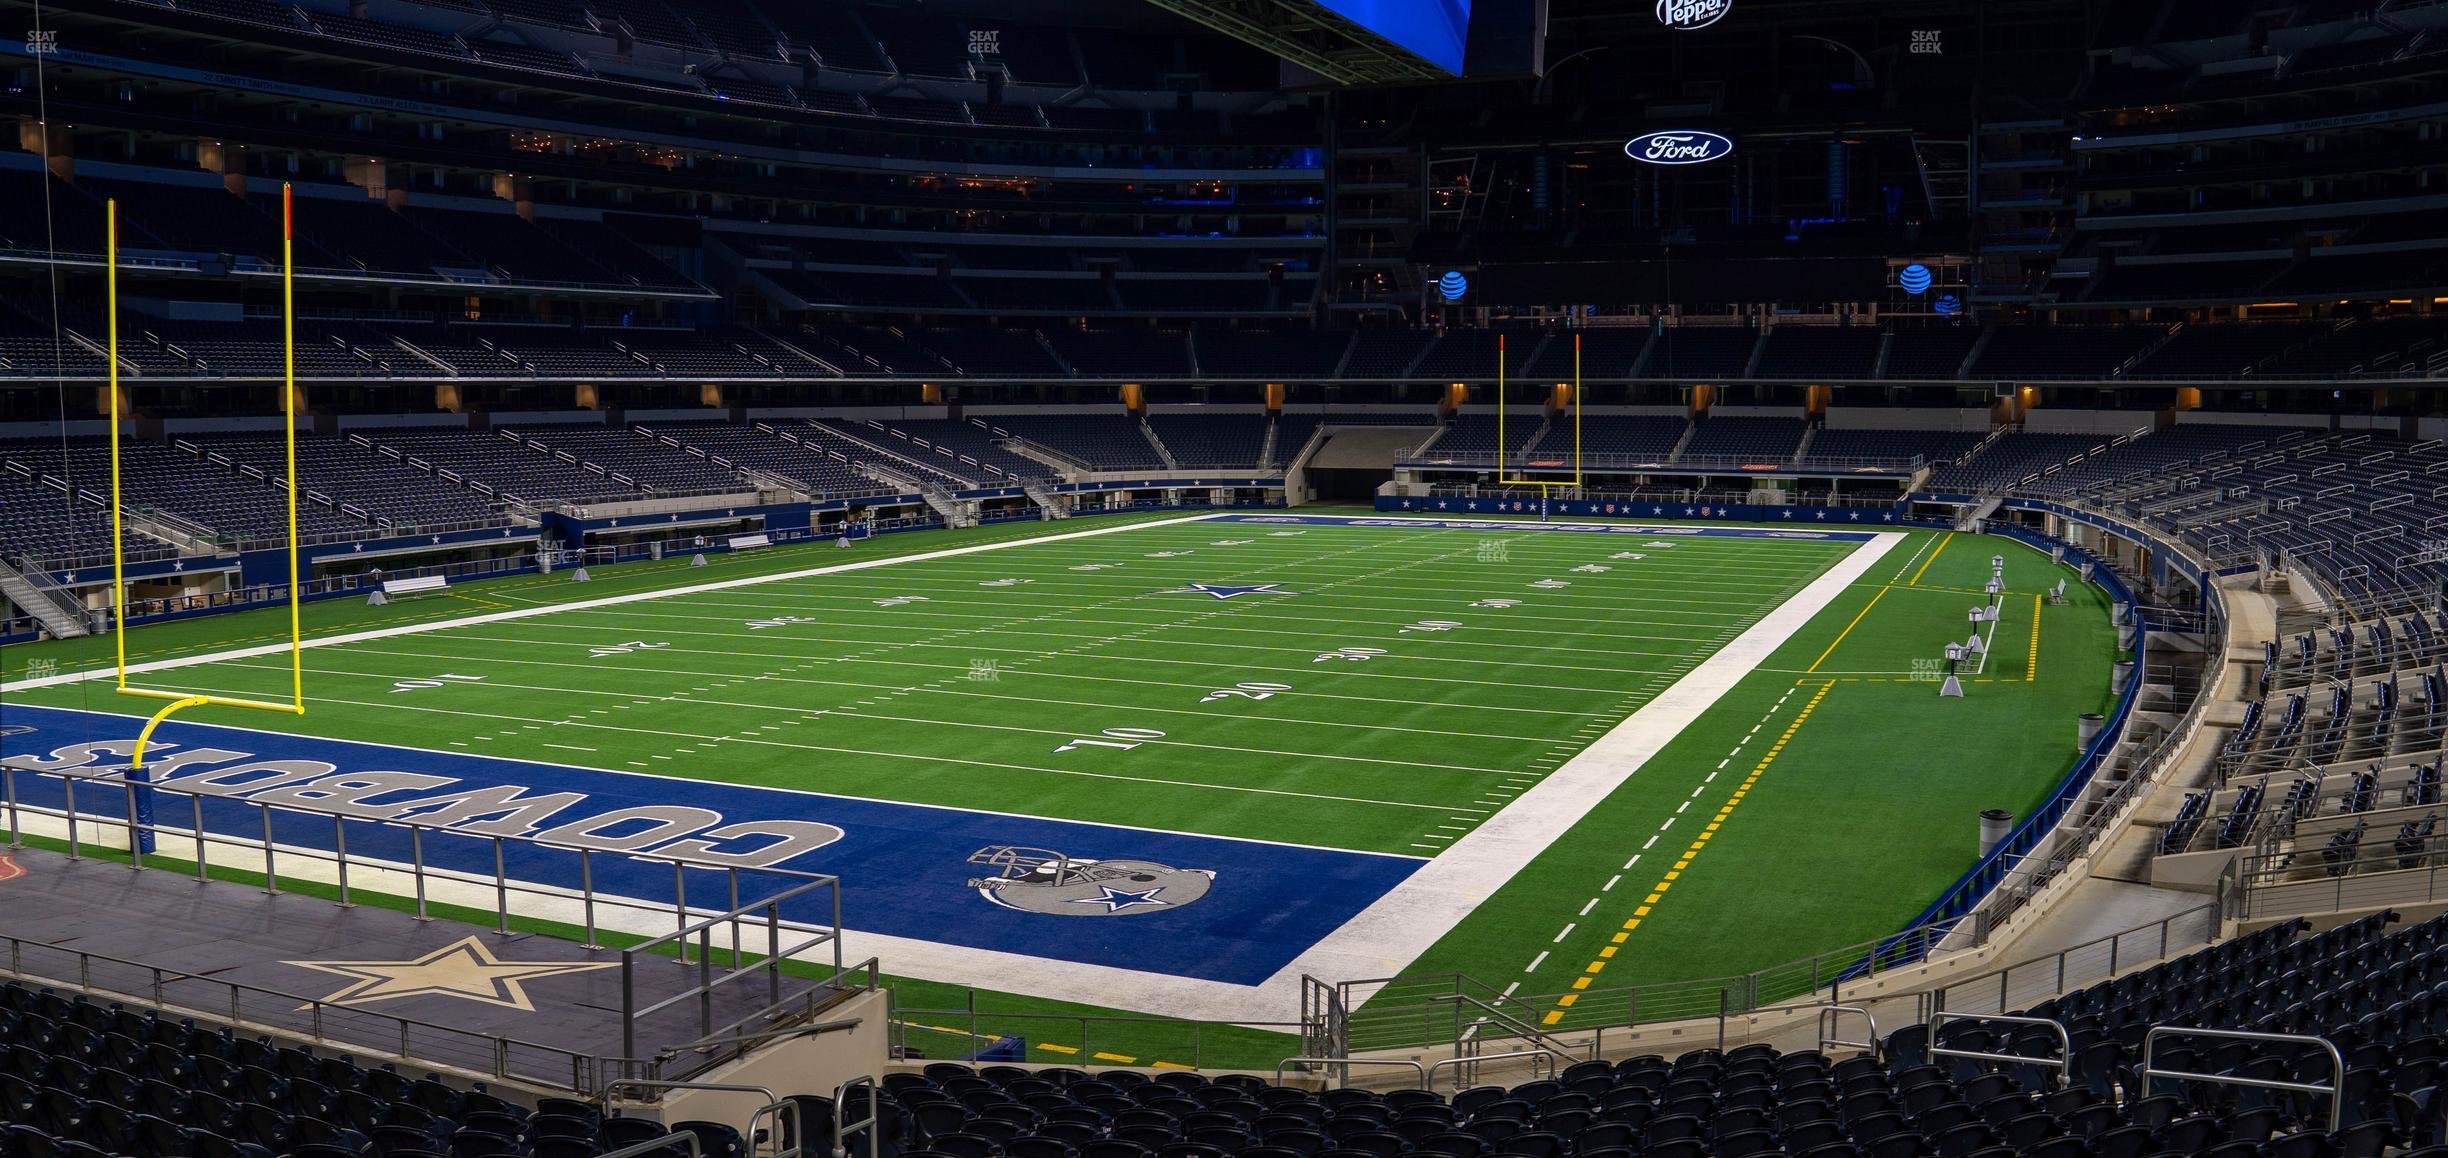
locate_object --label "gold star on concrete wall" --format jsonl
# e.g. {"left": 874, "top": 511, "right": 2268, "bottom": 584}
{"left": 284, "top": 936, "right": 618, "bottom": 1011}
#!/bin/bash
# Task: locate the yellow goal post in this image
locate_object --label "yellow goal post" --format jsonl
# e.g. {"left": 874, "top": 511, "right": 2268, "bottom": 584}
{"left": 106, "top": 185, "right": 308, "bottom": 813}
{"left": 1493, "top": 332, "right": 1582, "bottom": 489}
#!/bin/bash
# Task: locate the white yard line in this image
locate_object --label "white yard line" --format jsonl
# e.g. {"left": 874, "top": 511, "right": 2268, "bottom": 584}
{"left": 6, "top": 514, "right": 1905, "bottom": 1023}
{"left": 848, "top": 529, "right": 1904, "bottom": 1019}
{"left": 0, "top": 512, "right": 1234, "bottom": 695}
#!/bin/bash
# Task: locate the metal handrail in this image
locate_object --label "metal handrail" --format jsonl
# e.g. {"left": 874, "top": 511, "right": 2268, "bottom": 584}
{"left": 1929, "top": 1012, "right": 2072, "bottom": 1081}
{"left": 1274, "top": 1057, "right": 1429, "bottom": 1091}
{"left": 834, "top": 1076, "right": 884, "bottom": 1158}
{"left": 2142, "top": 1027, "right": 2346, "bottom": 1133}
{"left": 602, "top": 1079, "right": 780, "bottom": 1106}
{"left": 1, "top": 761, "right": 843, "bottom": 1086}
{"left": 1426, "top": 994, "right": 1591, "bottom": 1062}
{"left": 6, "top": 762, "right": 832, "bottom": 937}
{"left": 1817, "top": 1005, "right": 1879, "bottom": 1056}
{"left": 599, "top": 1081, "right": 805, "bottom": 1158}
{"left": 653, "top": 1016, "right": 861, "bottom": 1060}
{"left": 620, "top": 873, "right": 845, "bottom": 1061}
{"left": 1426, "top": 1050, "right": 1557, "bottom": 1093}
{"left": 1920, "top": 903, "right": 2221, "bottom": 1021}
{"left": 602, "top": 1134, "right": 700, "bottom": 1158}
{"left": 0, "top": 929, "right": 603, "bottom": 1090}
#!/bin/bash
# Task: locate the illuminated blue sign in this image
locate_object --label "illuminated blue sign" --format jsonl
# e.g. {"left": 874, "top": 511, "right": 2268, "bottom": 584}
{"left": 1437, "top": 271, "right": 1469, "bottom": 301}
{"left": 1900, "top": 263, "right": 1932, "bottom": 294}
{"left": 1311, "top": 0, "right": 1472, "bottom": 76}
{"left": 1657, "top": 0, "right": 1732, "bottom": 30}
{"left": 1625, "top": 131, "right": 1735, "bottom": 166}
{"left": 1935, "top": 294, "right": 1962, "bottom": 316}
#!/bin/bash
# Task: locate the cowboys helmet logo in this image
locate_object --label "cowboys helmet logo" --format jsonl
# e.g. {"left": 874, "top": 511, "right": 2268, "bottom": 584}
{"left": 965, "top": 846, "right": 1214, "bottom": 917}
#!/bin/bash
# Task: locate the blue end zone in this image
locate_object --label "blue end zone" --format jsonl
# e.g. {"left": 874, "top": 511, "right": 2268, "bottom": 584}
{"left": 0, "top": 704, "right": 1418, "bottom": 984}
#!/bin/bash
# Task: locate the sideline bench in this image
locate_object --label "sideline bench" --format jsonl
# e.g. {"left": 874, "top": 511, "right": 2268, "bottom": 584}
{"left": 368, "top": 574, "right": 448, "bottom": 605}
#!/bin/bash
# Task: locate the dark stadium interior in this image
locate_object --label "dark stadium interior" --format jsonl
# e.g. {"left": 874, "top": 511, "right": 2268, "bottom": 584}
{"left": 4, "top": 0, "right": 2448, "bottom": 1153}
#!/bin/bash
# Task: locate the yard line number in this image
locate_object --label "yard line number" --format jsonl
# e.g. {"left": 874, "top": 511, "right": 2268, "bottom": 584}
{"left": 391, "top": 673, "right": 485, "bottom": 694}
{"left": 1056, "top": 727, "right": 1168, "bottom": 753}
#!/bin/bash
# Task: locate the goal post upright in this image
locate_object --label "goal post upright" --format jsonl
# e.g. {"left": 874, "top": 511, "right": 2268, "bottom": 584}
{"left": 1496, "top": 332, "right": 1582, "bottom": 490}
{"left": 109, "top": 187, "right": 309, "bottom": 853}
{"left": 107, "top": 198, "right": 126, "bottom": 685}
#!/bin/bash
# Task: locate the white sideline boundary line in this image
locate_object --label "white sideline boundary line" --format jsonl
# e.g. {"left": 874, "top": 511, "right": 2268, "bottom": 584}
{"left": 0, "top": 512, "right": 1229, "bottom": 695}
{"left": 823, "top": 527, "right": 1905, "bottom": 1020}
{"left": 2, "top": 515, "right": 1905, "bottom": 1023}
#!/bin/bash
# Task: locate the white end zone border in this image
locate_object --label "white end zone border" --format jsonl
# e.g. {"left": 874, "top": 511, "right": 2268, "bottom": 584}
{"left": 0, "top": 512, "right": 1905, "bottom": 1024}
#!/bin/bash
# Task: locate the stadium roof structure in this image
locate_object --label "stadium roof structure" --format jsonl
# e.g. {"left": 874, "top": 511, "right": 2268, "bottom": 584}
{"left": 1141, "top": 0, "right": 1465, "bottom": 84}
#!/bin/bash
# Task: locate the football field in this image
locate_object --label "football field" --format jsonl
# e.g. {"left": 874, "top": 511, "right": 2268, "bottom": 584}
{"left": 0, "top": 509, "right": 2116, "bottom": 1062}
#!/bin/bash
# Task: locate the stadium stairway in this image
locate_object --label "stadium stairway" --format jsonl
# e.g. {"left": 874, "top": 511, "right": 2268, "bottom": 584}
{"left": 1021, "top": 480, "right": 1069, "bottom": 518}
{"left": 0, "top": 558, "right": 89, "bottom": 638}
{"left": 1141, "top": 424, "right": 1181, "bottom": 470}
{"left": 2083, "top": 576, "right": 2285, "bottom": 888}
{"left": 1956, "top": 497, "right": 2004, "bottom": 531}
{"left": 919, "top": 483, "right": 979, "bottom": 529}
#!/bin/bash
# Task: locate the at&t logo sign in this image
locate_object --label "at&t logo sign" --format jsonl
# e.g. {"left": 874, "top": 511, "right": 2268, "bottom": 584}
{"left": 1657, "top": 0, "right": 1731, "bottom": 30}
{"left": 1625, "top": 131, "right": 1735, "bottom": 166}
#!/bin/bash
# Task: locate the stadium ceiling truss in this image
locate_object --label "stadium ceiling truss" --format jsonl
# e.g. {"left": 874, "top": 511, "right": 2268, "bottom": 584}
{"left": 1136, "top": 0, "right": 1457, "bottom": 85}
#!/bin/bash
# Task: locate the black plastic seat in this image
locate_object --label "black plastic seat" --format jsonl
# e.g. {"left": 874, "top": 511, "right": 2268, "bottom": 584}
{"left": 1863, "top": 1134, "right": 1929, "bottom": 1158}
{"left": 2090, "top": 1124, "right": 2159, "bottom": 1158}
{"left": 1912, "top": 1102, "right": 1974, "bottom": 1135}
{"left": 1640, "top": 1114, "right": 1701, "bottom": 1145}
{"left": 447, "top": 1131, "right": 523, "bottom": 1158}
{"left": 1847, "top": 1112, "right": 1911, "bottom": 1145}
{"left": 2262, "top": 1130, "right": 2335, "bottom": 1158}
{"left": 1713, "top": 1129, "right": 1779, "bottom": 1158}
{"left": 2157, "top": 1114, "right": 2225, "bottom": 1155}
{"left": 1931, "top": 1122, "right": 1997, "bottom": 1158}
{"left": 2125, "top": 1095, "right": 2186, "bottom": 1133}
{"left": 1009, "top": 1137, "right": 1076, "bottom": 1158}
{"left": 2332, "top": 1120, "right": 2393, "bottom": 1158}
{"left": 1493, "top": 1131, "right": 1559, "bottom": 1158}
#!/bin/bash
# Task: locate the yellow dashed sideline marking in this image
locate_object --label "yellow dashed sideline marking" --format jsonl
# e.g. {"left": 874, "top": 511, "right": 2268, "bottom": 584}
{"left": 2027, "top": 594, "right": 2043, "bottom": 681}
{"left": 1541, "top": 680, "right": 1837, "bottom": 1025}
{"left": 892, "top": 1022, "right": 1194, "bottom": 1071}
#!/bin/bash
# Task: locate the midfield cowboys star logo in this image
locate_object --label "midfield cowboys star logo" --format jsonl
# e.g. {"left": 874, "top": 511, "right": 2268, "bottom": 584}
{"left": 1175, "top": 582, "right": 1295, "bottom": 600}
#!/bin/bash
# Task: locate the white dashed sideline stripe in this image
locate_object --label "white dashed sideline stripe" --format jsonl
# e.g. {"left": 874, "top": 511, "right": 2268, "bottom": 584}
{"left": 1254, "top": 530, "right": 1904, "bottom": 1011}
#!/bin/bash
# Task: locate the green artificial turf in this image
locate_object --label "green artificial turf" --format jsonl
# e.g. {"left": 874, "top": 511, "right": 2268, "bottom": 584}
{"left": 1379, "top": 527, "right": 2119, "bottom": 1043}
{"left": 1, "top": 513, "right": 2118, "bottom": 1069}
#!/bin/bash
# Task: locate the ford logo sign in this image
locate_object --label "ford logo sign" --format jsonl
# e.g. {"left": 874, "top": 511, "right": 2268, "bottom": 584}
{"left": 1656, "top": 0, "right": 1731, "bottom": 30}
{"left": 1626, "top": 131, "right": 1734, "bottom": 165}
